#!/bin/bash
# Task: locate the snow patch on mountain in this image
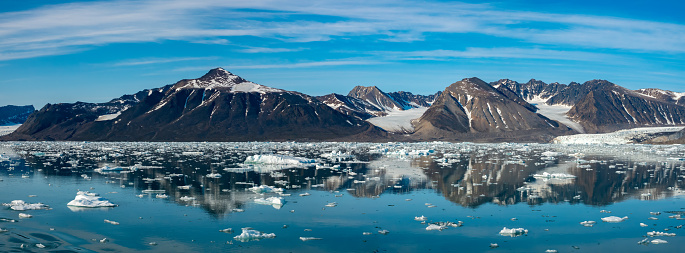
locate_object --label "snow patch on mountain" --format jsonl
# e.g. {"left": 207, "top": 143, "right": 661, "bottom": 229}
{"left": 95, "top": 111, "right": 122, "bottom": 121}
{"left": 529, "top": 99, "right": 585, "bottom": 133}
{"left": 176, "top": 68, "right": 283, "bottom": 93}
{"left": 552, "top": 126, "right": 685, "bottom": 144}
{"left": 0, "top": 124, "right": 21, "bottom": 136}
{"left": 367, "top": 107, "right": 428, "bottom": 133}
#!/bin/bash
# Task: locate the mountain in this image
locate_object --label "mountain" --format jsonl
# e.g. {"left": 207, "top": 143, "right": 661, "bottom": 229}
{"left": 413, "top": 77, "right": 568, "bottom": 142}
{"left": 315, "top": 93, "right": 386, "bottom": 119}
{"left": 635, "top": 88, "right": 685, "bottom": 105}
{"left": 4, "top": 68, "right": 384, "bottom": 141}
{"left": 0, "top": 105, "right": 35, "bottom": 125}
{"left": 347, "top": 86, "right": 414, "bottom": 112}
{"left": 386, "top": 91, "right": 440, "bottom": 108}
{"left": 567, "top": 81, "right": 685, "bottom": 133}
{"left": 493, "top": 79, "right": 567, "bottom": 102}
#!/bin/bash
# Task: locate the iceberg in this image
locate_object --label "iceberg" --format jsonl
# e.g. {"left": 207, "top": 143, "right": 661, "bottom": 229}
{"left": 3, "top": 200, "right": 50, "bottom": 211}
{"left": 499, "top": 227, "right": 528, "bottom": 237}
{"left": 244, "top": 154, "right": 315, "bottom": 165}
{"left": 650, "top": 239, "right": 668, "bottom": 244}
{"left": 533, "top": 172, "right": 576, "bottom": 179}
{"left": 233, "top": 228, "right": 276, "bottom": 242}
{"left": 647, "top": 231, "right": 676, "bottom": 237}
{"left": 254, "top": 197, "right": 285, "bottom": 209}
{"left": 580, "top": 221, "right": 596, "bottom": 227}
{"left": 18, "top": 213, "right": 32, "bottom": 218}
{"left": 414, "top": 215, "right": 427, "bottom": 221}
{"left": 601, "top": 216, "right": 628, "bottom": 223}
{"left": 66, "top": 191, "right": 117, "bottom": 208}
{"left": 299, "top": 237, "right": 322, "bottom": 241}
{"left": 426, "top": 224, "right": 447, "bottom": 231}
{"left": 249, "top": 185, "right": 284, "bottom": 194}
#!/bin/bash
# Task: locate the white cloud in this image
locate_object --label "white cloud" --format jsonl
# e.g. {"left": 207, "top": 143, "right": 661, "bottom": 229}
{"left": 0, "top": 0, "right": 683, "bottom": 62}
{"left": 377, "top": 47, "right": 624, "bottom": 62}
{"left": 174, "top": 59, "right": 382, "bottom": 72}
{"left": 238, "top": 47, "right": 307, "bottom": 53}
{"left": 113, "top": 56, "right": 218, "bottom": 66}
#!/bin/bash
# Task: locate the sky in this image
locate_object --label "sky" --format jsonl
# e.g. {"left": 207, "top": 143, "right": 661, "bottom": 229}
{"left": 1, "top": 0, "right": 684, "bottom": 108}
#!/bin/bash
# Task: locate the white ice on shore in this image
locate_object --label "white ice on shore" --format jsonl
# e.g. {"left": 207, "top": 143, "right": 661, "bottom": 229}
{"left": 552, "top": 126, "right": 685, "bottom": 144}
{"left": 67, "top": 191, "right": 117, "bottom": 208}
{"left": 367, "top": 107, "right": 428, "bottom": 133}
{"left": 530, "top": 101, "right": 584, "bottom": 133}
{"left": 3, "top": 200, "right": 50, "bottom": 211}
{"left": 244, "top": 154, "right": 315, "bottom": 165}
{"left": 233, "top": 228, "right": 276, "bottom": 242}
{"left": 0, "top": 124, "right": 21, "bottom": 136}
{"left": 601, "top": 216, "right": 628, "bottom": 223}
{"left": 499, "top": 227, "right": 528, "bottom": 237}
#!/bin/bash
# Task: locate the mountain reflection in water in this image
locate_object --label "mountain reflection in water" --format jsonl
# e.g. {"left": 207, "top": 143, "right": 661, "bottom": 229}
{"left": 2, "top": 142, "right": 684, "bottom": 217}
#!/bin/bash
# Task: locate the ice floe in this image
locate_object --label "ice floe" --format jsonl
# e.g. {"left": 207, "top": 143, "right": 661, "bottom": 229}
{"left": 2, "top": 200, "right": 50, "bottom": 211}
{"left": 533, "top": 172, "right": 576, "bottom": 179}
{"left": 647, "top": 231, "right": 675, "bottom": 237}
{"left": 244, "top": 154, "right": 315, "bottom": 165}
{"left": 233, "top": 228, "right": 276, "bottom": 242}
{"left": 601, "top": 216, "right": 628, "bottom": 223}
{"left": 499, "top": 227, "right": 528, "bottom": 237}
{"left": 66, "top": 191, "right": 117, "bottom": 207}
{"left": 254, "top": 197, "right": 285, "bottom": 209}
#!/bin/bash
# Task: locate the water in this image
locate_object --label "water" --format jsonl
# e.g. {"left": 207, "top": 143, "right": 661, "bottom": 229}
{"left": 1, "top": 142, "right": 684, "bottom": 252}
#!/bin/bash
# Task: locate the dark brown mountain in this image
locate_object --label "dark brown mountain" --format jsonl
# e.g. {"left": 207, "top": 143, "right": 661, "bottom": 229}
{"left": 492, "top": 79, "right": 567, "bottom": 102}
{"left": 0, "top": 105, "right": 35, "bottom": 125}
{"left": 413, "top": 77, "right": 568, "bottom": 141}
{"left": 319, "top": 88, "right": 438, "bottom": 121}
{"left": 387, "top": 91, "right": 440, "bottom": 108}
{"left": 635, "top": 88, "right": 685, "bottom": 105}
{"left": 567, "top": 81, "right": 685, "bottom": 133}
{"left": 4, "top": 68, "right": 384, "bottom": 141}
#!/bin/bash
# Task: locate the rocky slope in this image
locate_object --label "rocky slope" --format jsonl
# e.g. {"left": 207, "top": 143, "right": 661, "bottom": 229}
{"left": 4, "top": 68, "right": 384, "bottom": 141}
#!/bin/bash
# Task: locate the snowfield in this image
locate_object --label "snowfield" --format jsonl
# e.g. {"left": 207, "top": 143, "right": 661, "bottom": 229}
{"left": 367, "top": 107, "right": 428, "bottom": 133}
{"left": 529, "top": 100, "right": 585, "bottom": 133}
{"left": 0, "top": 124, "right": 21, "bottom": 136}
{"left": 552, "top": 126, "right": 685, "bottom": 144}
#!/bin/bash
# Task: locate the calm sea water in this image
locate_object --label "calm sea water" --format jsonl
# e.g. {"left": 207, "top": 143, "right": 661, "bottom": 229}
{"left": 1, "top": 142, "right": 684, "bottom": 252}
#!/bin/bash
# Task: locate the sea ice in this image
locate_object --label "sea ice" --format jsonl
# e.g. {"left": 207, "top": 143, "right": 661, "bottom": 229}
{"left": 601, "top": 216, "right": 628, "bottom": 223}
{"left": 254, "top": 197, "right": 285, "bottom": 208}
{"left": 426, "top": 224, "right": 446, "bottom": 231}
{"left": 650, "top": 239, "right": 668, "bottom": 244}
{"left": 250, "top": 185, "right": 284, "bottom": 194}
{"left": 533, "top": 172, "right": 576, "bottom": 179}
{"left": 233, "top": 228, "right": 276, "bottom": 242}
{"left": 414, "top": 215, "right": 427, "bottom": 221}
{"left": 647, "top": 231, "right": 675, "bottom": 237}
{"left": 580, "top": 221, "right": 596, "bottom": 227}
{"left": 299, "top": 237, "right": 322, "bottom": 241}
{"left": 179, "top": 196, "right": 195, "bottom": 201}
{"left": 244, "top": 154, "right": 315, "bottom": 165}
{"left": 66, "top": 191, "right": 117, "bottom": 207}
{"left": 3, "top": 200, "right": 50, "bottom": 211}
{"left": 499, "top": 227, "right": 528, "bottom": 237}
{"left": 18, "top": 213, "right": 32, "bottom": 218}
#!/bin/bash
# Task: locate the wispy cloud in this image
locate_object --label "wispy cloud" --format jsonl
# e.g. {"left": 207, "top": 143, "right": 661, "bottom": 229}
{"left": 238, "top": 47, "right": 307, "bottom": 53}
{"left": 113, "top": 56, "right": 218, "bottom": 66}
{"left": 174, "top": 59, "right": 383, "bottom": 72}
{"left": 377, "top": 47, "right": 624, "bottom": 62}
{"left": 0, "top": 0, "right": 684, "bottom": 62}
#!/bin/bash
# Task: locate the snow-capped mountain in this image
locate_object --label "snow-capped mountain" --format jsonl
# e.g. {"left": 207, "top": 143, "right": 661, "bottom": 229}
{"left": 0, "top": 105, "right": 34, "bottom": 125}
{"left": 5, "top": 68, "right": 382, "bottom": 141}
{"left": 347, "top": 86, "right": 414, "bottom": 112}
{"left": 315, "top": 93, "right": 386, "bottom": 119}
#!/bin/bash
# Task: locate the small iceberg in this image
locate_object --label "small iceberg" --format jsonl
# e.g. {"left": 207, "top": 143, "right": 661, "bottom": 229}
{"left": 254, "top": 197, "right": 285, "bottom": 209}
{"left": 499, "top": 227, "right": 528, "bottom": 237}
{"left": 601, "top": 216, "right": 628, "bottom": 223}
{"left": 3, "top": 200, "right": 50, "bottom": 211}
{"left": 426, "top": 224, "right": 447, "bottom": 231}
{"left": 18, "top": 213, "right": 32, "bottom": 218}
{"left": 651, "top": 239, "right": 668, "bottom": 244}
{"left": 647, "top": 231, "right": 676, "bottom": 237}
{"left": 414, "top": 215, "right": 427, "bottom": 221}
{"left": 249, "top": 185, "right": 283, "bottom": 194}
{"left": 233, "top": 228, "right": 276, "bottom": 242}
{"left": 533, "top": 172, "right": 576, "bottom": 179}
{"left": 206, "top": 173, "right": 222, "bottom": 178}
{"left": 244, "top": 154, "right": 315, "bottom": 165}
{"left": 66, "top": 191, "right": 117, "bottom": 208}
{"left": 179, "top": 196, "right": 195, "bottom": 201}
{"left": 299, "top": 237, "right": 322, "bottom": 241}
{"left": 580, "top": 221, "right": 596, "bottom": 227}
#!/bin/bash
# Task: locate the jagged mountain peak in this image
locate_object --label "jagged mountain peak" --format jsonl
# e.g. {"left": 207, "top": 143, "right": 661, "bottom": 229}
{"left": 173, "top": 68, "right": 284, "bottom": 93}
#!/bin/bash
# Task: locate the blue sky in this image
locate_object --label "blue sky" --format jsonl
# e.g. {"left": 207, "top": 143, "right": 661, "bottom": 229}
{"left": 1, "top": 0, "right": 684, "bottom": 108}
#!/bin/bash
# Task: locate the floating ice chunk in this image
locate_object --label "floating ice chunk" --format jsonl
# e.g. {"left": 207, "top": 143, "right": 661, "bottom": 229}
{"left": 640, "top": 223, "right": 648, "bottom": 227}
{"left": 647, "top": 231, "right": 675, "bottom": 237}
{"left": 0, "top": 228, "right": 8, "bottom": 233}
{"left": 3, "top": 200, "right": 50, "bottom": 211}
{"left": 545, "top": 250, "right": 558, "bottom": 253}
{"left": 499, "top": 227, "right": 528, "bottom": 237}
{"left": 250, "top": 185, "right": 284, "bottom": 194}
{"left": 67, "top": 191, "right": 117, "bottom": 208}
{"left": 206, "top": 173, "right": 222, "bottom": 178}
{"left": 601, "top": 216, "right": 628, "bottom": 223}
{"left": 649, "top": 212, "right": 661, "bottom": 215}
{"left": 325, "top": 202, "right": 337, "bottom": 207}
{"left": 533, "top": 172, "right": 576, "bottom": 179}
{"left": 233, "top": 228, "right": 276, "bottom": 242}
{"left": 299, "top": 192, "right": 311, "bottom": 196}
{"left": 299, "top": 237, "right": 322, "bottom": 241}
{"left": 104, "top": 219, "right": 119, "bottom": 225}
{"left": 254, "top": 197, "right": 285, "bottom": 209}
{"left": 650, "top": 239, "right": 668, "bottom": 244}
{"left": 18, "top": 213, "right": 32, "bottom": 218}
{"left": 220, "top": 228, "right": 233, "bottom": 233}
{"left": 580, "top": 221, "right": 596, "bottom": 227}
{"left": 378, "top": 230, "right": 390, "bottom": 235}
{"left": 415, "top": 215, "right": 427, "bottom": 221}
{"left": 244, "top": 154, "right": 315, "bottom": 165}
{"left": 426, "top": 224, "right": 446, "bottom": 231}
{"left": 490, "top": 243, "right": 499, "bottom": 248}
{"left": 179, "top": 196, "right": 195, "bottom": 201}
{"left": 155, "top": 194, "right": 168, "bottom": 199}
